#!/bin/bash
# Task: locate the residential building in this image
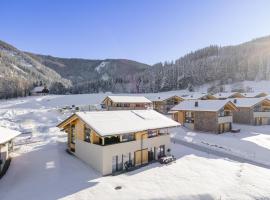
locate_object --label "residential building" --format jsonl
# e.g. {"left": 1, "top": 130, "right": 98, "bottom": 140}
{"left": 150, "top": 95, "right": 184, "bottom": 114}
{"left": 213, "top": 92, "right": 244, "bottom": 100}
{"left": 171, "top": 100, "right": 238, "bottom": 133}
{"left": 57, "top": 110, "right": 180, "bottom": 175}
{"left": 241, "top": 92, "right": 268, "bottom": 98}
{"left": 102, "top": 96, "right": 152, "bottom": 110}
{"left": 31, "top": 86, "right": 49, "bottom": 96}
{"left": 0, "top": 127, "right": 21, "bottom": 177}
{"left": 180, "top": 93, "right": 217, "bottom": 100}
{"left": 231, "top": 98, "right": 270, "bottom": 125}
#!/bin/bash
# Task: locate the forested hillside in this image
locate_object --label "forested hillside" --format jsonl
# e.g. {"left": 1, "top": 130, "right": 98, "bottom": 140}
{"left": 1, "top": 35, "right": 270, "bottom": 98}
{"left": 27, "top": 53, "right": 150, "bottom": 93}
{"left": 0, "top": 40, "right": 71, "bottom": 99}
{"left": 136, "top": 36, "right": 270, "bottom": 93}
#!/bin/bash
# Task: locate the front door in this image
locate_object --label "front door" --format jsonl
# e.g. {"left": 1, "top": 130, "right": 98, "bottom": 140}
{"left": 135, "top": 149, "right": 148, "bottom": 166}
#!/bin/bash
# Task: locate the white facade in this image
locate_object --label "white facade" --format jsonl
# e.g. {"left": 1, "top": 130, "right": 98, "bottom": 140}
{"left": 218, "top": 116, "right": 233, "bottom": 124}
{"left": 74, "top": 134, "right": 171, "bottom": 175}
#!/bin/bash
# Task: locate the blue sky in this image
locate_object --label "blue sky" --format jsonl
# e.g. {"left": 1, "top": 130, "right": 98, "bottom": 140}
{"left": 1, "top": 0, "right": 270, "bottom": 64}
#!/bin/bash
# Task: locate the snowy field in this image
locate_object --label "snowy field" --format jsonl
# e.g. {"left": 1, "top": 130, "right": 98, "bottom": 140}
{"left": 1, "top": 92, "right": 270, "bottom": 199}
{"left": 172, "top": 124, "right": 270, "bottom": 167}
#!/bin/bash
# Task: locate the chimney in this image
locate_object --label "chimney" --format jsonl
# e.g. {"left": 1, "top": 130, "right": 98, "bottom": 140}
{"left": 195, "top": 101, "right": 199, "bottom": 107}
{"left": 233, "top": 99, "right": 237, "bottom": 104}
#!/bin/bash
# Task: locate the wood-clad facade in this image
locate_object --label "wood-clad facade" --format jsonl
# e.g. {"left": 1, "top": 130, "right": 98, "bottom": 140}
{"left": 102, "top": 96, "right": 152, "bottom": 110}
{"left": 152, "top": 95, "right": 184, "bottom": 114}
{"left": 172, "top": 101, "right": 237, "bottom": 133}
{"left": 233, "top": 99, "right": 270, "bottom": 125}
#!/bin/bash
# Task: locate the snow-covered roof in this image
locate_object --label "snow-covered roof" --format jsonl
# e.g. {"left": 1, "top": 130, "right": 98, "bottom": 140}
{"left": 213, "top": 92, "right": 243, "bottom": 99}
{"left": 149, "top": 94, "right": 182, "bottom": 102}
{"left": 229, "top": 97, "right": 268, "bottom": 108}
{"left": 171, "top": 100, "right": 234, "bottom": 112}
{"left": 73, "top": 110, "right": 180, "bottom": 136}
{"left": 31, "top": 86, "right": 44, "bottom": 93}
{"left": 180, "top": 93, "right": 212, "bottom": 100}
{"left": 241, "top": 92, "right": 268, "bottom": 98}
{"left": 104, "top": 96, "right": 151, "bottom": 103}
{"left": 0, "top": 126, "right": 21, "bottom": 144}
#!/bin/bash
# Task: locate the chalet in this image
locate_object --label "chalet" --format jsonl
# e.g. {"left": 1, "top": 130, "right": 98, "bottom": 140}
{"left": 180, "top": 93, "right": 217, "bottom": 100}
{"left": 102, "top": 96, "right": 152, "bottom": 110}
{"left": 31, "top": 86, "right": 49, "bottom": 96}
{"left": 57, "top": 110, "right": 180, "bottom": 175}
{"left": 150, "top": 95, "right": 184, "bottom": 114}
{"left": 0, "top": 127, "right": 21, "bottom": 178}
{"left": 241, "top": 92, "right": 268, "bottom": 98}
{"left": 171, "top": 100, "right": 238, "bottom": 133}
{"left": 231, "top": 98, "right": 270, "bottom": 125}
{"left": 213, "top": 92, "right": 244, "bottom": 100}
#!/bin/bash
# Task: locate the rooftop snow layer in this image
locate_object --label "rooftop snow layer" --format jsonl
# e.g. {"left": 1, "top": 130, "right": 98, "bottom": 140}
{"left": 76, "top": 110, "right": 180, "bottom": 136}
{"left": 106, "top": 95, "right": 152, "bottom": 103}
{"left": 31, "top": 86, "right": 45, "bottom": 93}
{"left": 180, "top": 93, "right": 209, "bottom": 100}
{"left": 229, "top": 97, "right": 267, "bottom": 107}
{"left": 171, "top": 100, "right": 230, "bottom": 112}
{"left": 213, "top": 92, "right": 241, "bottom": 99}
{"left": 241, "top": 92, "right": 268, "bottom": 98}
{"left": 0, "top": 126, "right": 21, "bottom": 144}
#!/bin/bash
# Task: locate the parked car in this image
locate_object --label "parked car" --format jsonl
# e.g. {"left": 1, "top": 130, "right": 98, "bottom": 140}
{"left": 159, "top": 155, "right": 176, "bottom": 164}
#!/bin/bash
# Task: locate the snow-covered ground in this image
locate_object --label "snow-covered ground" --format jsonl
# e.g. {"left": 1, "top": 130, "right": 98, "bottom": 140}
{"left": 1, "top": 93, "right": 270, "bottom": 199}
{"left": 172, "top": 124, "right": 270, "bottom": 167}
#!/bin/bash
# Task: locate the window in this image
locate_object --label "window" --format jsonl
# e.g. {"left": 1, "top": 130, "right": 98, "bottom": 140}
{"left": 84, "top": 127, "right": 91, "bottom": 143}
{"left": 70, "top": 125, "right": 75, "bottom": 144}
{"left": 122, "top": 133, "right": 134, "bottom": 142}
{"left": 185, "top": 112, "right": 194, "bottom": 123}
{"left": 148, "top": 130, "right": 158, "bottom": 138}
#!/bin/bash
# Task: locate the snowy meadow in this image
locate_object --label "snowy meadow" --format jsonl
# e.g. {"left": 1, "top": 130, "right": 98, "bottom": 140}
{"left": 0, "top": 93, "right": 270, "bottom": 200}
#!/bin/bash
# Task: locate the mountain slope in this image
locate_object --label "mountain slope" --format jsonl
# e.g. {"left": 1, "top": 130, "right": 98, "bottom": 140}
{"left": 0, "top": 40, "right": 71, "bottom": 98}
{"left": 27, "top": 53, "right": 150, "bottom": 93}
{"left": 2, "top": 35, "right": 270, "bottom": 98}
{"left": 137, "top": 36, "right": 270, "bottom": 93}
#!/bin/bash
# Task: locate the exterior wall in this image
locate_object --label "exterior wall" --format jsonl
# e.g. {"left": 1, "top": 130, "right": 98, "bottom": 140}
{"left": 233, "top": 107, "right": 254, "bottom": 125}
{"left": 74, "top": 134, "right": 171, "bottom": 175}
{"left": 74, "top": 139, "right": 104, "bottom": 173}
{"left": 194, "top": 111, "right": 218, "bottom": 133}
{"left": 177, "top": 111, "right": 184, "bottom": 124}
{"left": 101, "top": 134, "right": 170, "bottom": 175}
{"left": 135, "top": 131, "right": 148, "bottom": 140}
{"left": 218, "top": 116, "right": 233, "bottom": 124}
{"left": 75, "top": 120, "right": 85, "bottom": 141}
{"left": 0, "top": 142, "right": 9, "bottom": 172}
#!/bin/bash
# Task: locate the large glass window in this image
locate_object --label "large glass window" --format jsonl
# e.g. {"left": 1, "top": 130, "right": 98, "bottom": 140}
{"left": 185, "top": 112, "right": 194, "bottom": 123}
{"left": 84, "top": 127, "right": 91, "bottom": 143}
{"left": 122, "top": 133, "right": 135, "bottom": 142}
{"left": 148, "top": 130, "right": 158, "bottom": 138}
{"left": 70, "top": 125, "right": 75, "bottom": 144}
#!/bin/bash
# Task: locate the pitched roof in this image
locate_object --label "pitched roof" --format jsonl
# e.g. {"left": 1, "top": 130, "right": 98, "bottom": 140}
{"left": 104, "top": 96, "right": 151, "bottom": 103}
{"left": 71, "top": 110, "right": 180, "bottom": 136}
{"left": 0, "top": 127, "right": 21, "bottom": 144}
{"left": 149, "top": 94, "right": 182, "bottom": 102}
{"left": 180, "top": 93, "right": 210, "bottom": 100}
{"left": 213, "top": 92, "right": 242, "bottom": 99}
{"left": 241, "top": 92, "right": 268, "bottom": 98}
{"left": 230, "top": 97, "right": 269, "bottom": 107}
{"left": 171, "top": 100, "right": 233, "bottom": 112}
{"left": 31, "top": 86, "right": 44, "bottom": 93}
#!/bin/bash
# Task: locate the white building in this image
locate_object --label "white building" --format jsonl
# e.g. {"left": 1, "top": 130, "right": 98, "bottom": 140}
{"left": 57, "top": 110, "right": 180, "bottom": 175}
{"left": 0, "top": 127, "right": 21, "bottom": 177}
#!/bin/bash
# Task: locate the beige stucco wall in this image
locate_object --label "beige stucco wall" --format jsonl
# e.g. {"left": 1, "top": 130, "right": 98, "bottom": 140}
{"left": 74, "top": 134, "right": 171, "bottom": 175}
